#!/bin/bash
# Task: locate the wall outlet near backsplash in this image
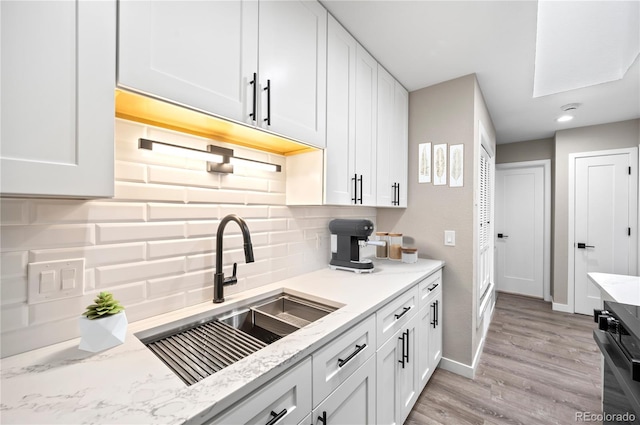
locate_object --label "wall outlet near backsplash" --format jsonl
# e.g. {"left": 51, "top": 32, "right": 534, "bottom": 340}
{"left": 27, "top": 258, "right": 85, "bottom": 304}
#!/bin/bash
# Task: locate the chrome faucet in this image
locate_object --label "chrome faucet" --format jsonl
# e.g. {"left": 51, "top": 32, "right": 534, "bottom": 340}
{"left": 213, "top": 214, "right": 254, "bottom": 303}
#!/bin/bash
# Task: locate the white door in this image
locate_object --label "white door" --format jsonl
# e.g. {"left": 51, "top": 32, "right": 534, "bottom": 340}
{"left": 495, "top": 165, "right": 545, "bottom": 298}
{"left": 258, "top": 0, "right": 327, "bottom": 148}
{"left": 118, "top": 0, "right": 259, "bottom": 125}
{"left": 574, "top": 150, "right": 638, "bottom": 315}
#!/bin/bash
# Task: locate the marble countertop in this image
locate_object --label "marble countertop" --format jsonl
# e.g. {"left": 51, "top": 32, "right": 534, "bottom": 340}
{"left": 1, "top": 258, "right": 444, "bottom": 424}
{"left": 588, "top": 272, "right": 640, "bottom": 306}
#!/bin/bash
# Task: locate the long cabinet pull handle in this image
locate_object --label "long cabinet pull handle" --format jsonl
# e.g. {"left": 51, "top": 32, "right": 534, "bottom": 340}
{"left": 249, "top": 72, "right": 257, "bottom": 122}
{"left": 391, "top": 183, "right": 397, "bottom": 205}
{"left": 398, "top": 332, "right": 406, "bottom": 369}
{"left": 435, "top": 300, "right": 439, "bottom": 327}
{"left": 318, "top": 411, "right": 327, "bottom": 425}
{"left": 358, "top": 175, "right": 363, "bottom": 204}
{"left": 263, "top": 79, "right": 271, "bottom": 125}
{"left": 352, "top": 174, "right": 358, "bottom": 204}
{"left": 431, "top": 301, "right": 437, "bottom": 328}
{"left": 394, "top": 306, "right": 411, "bottom": 320}
{"left": 397, "top": 183, "right": 400, "bottom": 205}
{"left": 404, "top": 329, "right": 410, "bottom": 364}
{"left": 337, "top": 343, "right": 367, "bottom": 368}
{"left": 265, "top": 408, "right": 287, "bottom": 425}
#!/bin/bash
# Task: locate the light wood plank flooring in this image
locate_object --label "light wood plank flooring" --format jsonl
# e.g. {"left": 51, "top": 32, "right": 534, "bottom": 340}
{"left": 406, "top": 292, "right": 602, "bottom": 425}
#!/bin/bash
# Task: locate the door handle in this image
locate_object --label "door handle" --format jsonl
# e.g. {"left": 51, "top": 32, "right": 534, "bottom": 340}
{"left": 577, "top": 243, "right": 595, "bottom": 249}
{"left": 497, "top": 233, "right": 509, "bottom": 239}
{"left": 249, "top": 72, "right": 257, "bottom": 122}
{"left": 263, "top": 79, "right": 271, "bottom": 125}
{"left": 351, "top": 174, "right": 358, "bottom": 204}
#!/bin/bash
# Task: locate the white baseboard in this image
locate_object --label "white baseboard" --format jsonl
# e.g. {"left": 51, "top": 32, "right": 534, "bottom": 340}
{"left": 552, "top": 301, "right": 572, "bottom": 313}
{"left": 439, "top": 357, "right": 475, "bottom": 379}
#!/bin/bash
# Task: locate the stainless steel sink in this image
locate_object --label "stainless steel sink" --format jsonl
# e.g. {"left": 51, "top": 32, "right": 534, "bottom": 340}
{"left": 136, "top": 293, "right": 339, "bottom": 386}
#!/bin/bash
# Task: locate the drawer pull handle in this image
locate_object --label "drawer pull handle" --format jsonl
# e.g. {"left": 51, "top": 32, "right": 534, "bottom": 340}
{"left": 318, "top": 410, "right": 327, "bottom": 424}
{"left": 338, "top": 343, "right": 367, "bottom": 368}
{"left": 394, "top": 306, "right": 411, "bottom": 320}
{"left": 398, "top": 332, "right": 406, "bottom": 369}
{"left": 265, "top": 408, "right": 287, "bottom": 425}
{"left": 428, "top": 283, "right": 439, "bottom": 291}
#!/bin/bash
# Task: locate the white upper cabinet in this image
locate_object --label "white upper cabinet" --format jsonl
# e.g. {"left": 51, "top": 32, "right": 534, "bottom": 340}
{"left": 118, "top": 0, "right": 258, "bottom": 126}
{"left": 259, "top": 0, "right": 327, "bottom": 147}
{"left": 118, "top": 0, "right": 326, "bottom": 148}
{"left": 324, "top": 15, "right": 377, "bottom": 206}
{"left": 1, "top": 0, "right": 115, "bottom": 198}
{"left": 377, "top": 67, "right": 408, "bottom": 208}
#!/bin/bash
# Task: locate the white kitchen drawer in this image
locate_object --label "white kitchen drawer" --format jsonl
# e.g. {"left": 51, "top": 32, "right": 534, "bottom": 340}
{"left": 376, "top": 284, "right": 419, "bottom": 348}
{"left": 312, "top": 314, "right": 376, "bottom": 406}
{"left": 208, "top": 356, "right": 312, "bottom": 425}
{"left": 418, "top": 270, "right": 442, "bottom": 309}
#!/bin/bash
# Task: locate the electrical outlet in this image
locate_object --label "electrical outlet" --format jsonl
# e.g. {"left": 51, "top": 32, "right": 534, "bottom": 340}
{"left": 28, "top": 258, "right": 85, "bottom": 304}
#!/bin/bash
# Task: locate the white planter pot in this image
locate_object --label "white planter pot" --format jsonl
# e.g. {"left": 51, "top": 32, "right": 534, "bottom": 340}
{"left": 78, "top": 311, "right": 128, "bottom": 352}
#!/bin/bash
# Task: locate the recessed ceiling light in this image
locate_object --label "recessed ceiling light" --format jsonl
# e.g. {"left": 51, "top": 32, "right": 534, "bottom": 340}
{"left": 557, "top": 115, "right": 574, "bottom": 123}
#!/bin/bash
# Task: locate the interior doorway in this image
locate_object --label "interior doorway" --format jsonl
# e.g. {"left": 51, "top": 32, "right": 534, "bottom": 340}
{"left": 495, "top": 160, "right": 551, "bottom": 300}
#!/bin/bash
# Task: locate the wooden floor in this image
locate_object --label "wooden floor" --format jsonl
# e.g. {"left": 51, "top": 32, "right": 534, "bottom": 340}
{"left": 406, "top": 292, "right": 602, "bottom": 425}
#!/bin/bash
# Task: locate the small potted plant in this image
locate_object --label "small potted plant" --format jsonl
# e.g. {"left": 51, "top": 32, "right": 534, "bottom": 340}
{"left": 78, "top": 292, "right": 128, "bottom": 352}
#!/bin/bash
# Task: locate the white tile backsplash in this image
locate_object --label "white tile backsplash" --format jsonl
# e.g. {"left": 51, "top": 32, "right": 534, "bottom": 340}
{"left": 0, "top": 119, "right": 376, "bottom": 357}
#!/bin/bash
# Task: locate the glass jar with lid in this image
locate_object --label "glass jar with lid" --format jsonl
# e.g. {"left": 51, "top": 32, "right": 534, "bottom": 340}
{"left": 375, "top": 232, "right": 389, "bottom": 259}
{"left": 388, "top": 233, "right": 403, "bottom": 260}
{"left": 401, "top": 247, "right": 418, "bottom": 264}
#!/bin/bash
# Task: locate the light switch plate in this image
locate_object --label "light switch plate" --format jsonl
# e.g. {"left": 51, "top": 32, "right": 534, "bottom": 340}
{"left": 28, "top": 258, "right": 85, "bottom": 304}
{"left": 444, "top": 230, "right": 456, "bottom": 246}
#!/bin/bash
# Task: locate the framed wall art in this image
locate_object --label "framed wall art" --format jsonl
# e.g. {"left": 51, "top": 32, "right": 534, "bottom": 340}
{"left": 449, "top": 144, "right": 464, "bottom": 187}
{"left": 433, "top": 143, "right": 447, "bottom": 185}
{"left": 418, "top": 142, "right": 431, "bottom": 183}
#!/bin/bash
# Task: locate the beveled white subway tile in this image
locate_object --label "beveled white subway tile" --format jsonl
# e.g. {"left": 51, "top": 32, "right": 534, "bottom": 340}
{"left": 288, "top": 217, "right": 330, "bottom": 231}
{"left": 124, "top": 293, "right": 186, "bottom": 323}
{"left": 238, "top": 259, "right": 270, "bottom": 277}
{"left": 85, "top": 268, "right": 95, "bottom": 292}
{"left": 245, "top": 192, "right": 286, "bottom": 205}
{"left": 304, "top": 228, "right": 330, "bottom": 240}
{"left": 148, "top": 203, "right": 220, "bottom": 221}
{"left": 115, "top": 182, "right": 185, "bottom": 203}
{"left": 271, "top": 254, "right": 299, "bottom": 272}
{"left": 1, "top": 224, "right": 95, "bottom": 252}
{"left": 147, "top": 270, "right": 210, "bottom": 299}
{"left": 1, "top": 316, "right": 79, "bottom": 358}
{"left": 97, "top": 222, "right": 185, "bottom": 244}
{"left": 245, "top": 219, "right": 287, "bottom": 233}
{"left": 186, "top": 253, "right": 214, "bottom": 272}
{"left": 269, "top": 230, "right": 305, "bottom": 245}
{"left": 32, "top": 200, "right": 147, "bottom": 224}
{"left": 185, "top": 287, "right": 212, "bottom": 306}
{"left": 100, "top": 282, "right": 146, "bottom": 306}
{"left": 288, "top": 241, "right": 307, "bottom": 256}
{"left": 1, "top": 251, "right": 27, "bottom": 278}
{"left": 0, "top": 277, "right": 27, "bottom": 305}
{"left": 253, "top": 243, "right": 288, "bottom": 259}
{"left": 96, "top": 257, "right": 185, "bottom": 287}
{"left": 268, "top": 206, "right": 292, "bottom": 218}
{"left": 115, "top": 161, "right": 147, "bottom": 183}
{"left": 220, "top": 174, "right": 268, "bottom": 192}
{"left": 269, "top": 179, "right": 286, "bottom": 193}
{"left": 185, "top": 220, "right": 221, "bottom": 238}
{"left": 29, "top": 293, "right": 94, "bottom": 325}
{"left": 115, "top": 118, "right": 146, "bottom": 142}
{"left": 185, "top": 187, "right": 246, "bottom": 204}
{"left": 147, "top": 237, "right": 214, "bottom": 259}
{"left": 30, "top": 243, "right": 146, "bottom": 268}
{"left": 1, "top": 304, "right": 28, "bottom": 332}
{"left": 219, "top": 205, "right": 269, "bottom": 219}
{"left": 245, "top": 271, "right": 276, "bottom": 291}
{"left": 148, "top": 165, "right": 219, "bottom": 189}
{"left": 222, "top": 277, "right": 247, "bottom": 298}
{"left": 0, "top": 199, "right": 29, "bottom": 225}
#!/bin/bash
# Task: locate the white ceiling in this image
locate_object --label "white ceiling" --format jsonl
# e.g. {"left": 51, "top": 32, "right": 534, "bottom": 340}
{"left": 320, "top": 0, "right": 640, "bottom": 144}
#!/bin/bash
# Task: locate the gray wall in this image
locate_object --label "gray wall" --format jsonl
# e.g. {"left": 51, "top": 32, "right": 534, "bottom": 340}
{"left": 554, "top": 119, "right": 640, "bottom": 305}
{"left": 496, "top": 138, "right": 554, "bottom": 164}
{"left": 378, "top": 74, "right": 496, "bottom": 368}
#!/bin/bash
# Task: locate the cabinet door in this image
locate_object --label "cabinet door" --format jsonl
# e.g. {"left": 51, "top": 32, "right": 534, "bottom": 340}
{"left": 1, "top": 0, "right": 115, "bottom": 198}
{"left": 391, "top": 81, "right": 409, "bottom": 208}
{"left": 118, "top": 0, "right": 258, "bottom": 125}
{"left": 376, "top": 65, "right": 395, "bottom": 207}
{"left": 417, "top": 305, "right": 432, "bottom": 391}
{"left": 312, "top": 356, "right": 376, "bottom": 425}
{"left": 376, "top": 314, "right": 419, "bottom": 425}
{"left": 354, "top": 44, "right": 377, "bottom": 206}
{"left": 325, "top": 15, "right": 357, "bottom": 205}
{"left": 259, "top": 0, "right": 326, "bottom": 148}
{"left": 208, "top": 357, "right": 312, "bottom": 425}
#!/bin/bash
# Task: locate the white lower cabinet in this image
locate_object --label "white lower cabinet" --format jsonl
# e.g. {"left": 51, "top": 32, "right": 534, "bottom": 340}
{"left": 207, "top": 357, "right": 312, "bottom": 425}
{"left": 376, "top": 313, "right": 419, "bottom": 425}
{"left": 311, "top": 356, "right": 377, "bottom": 425}
{"left": 417, "top": 271, "right": 443, "bottom": 390}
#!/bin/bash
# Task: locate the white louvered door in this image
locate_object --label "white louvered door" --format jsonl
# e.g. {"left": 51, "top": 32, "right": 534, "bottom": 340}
{"left": 478, "top": 146, "right": 493, "bottom": 303}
